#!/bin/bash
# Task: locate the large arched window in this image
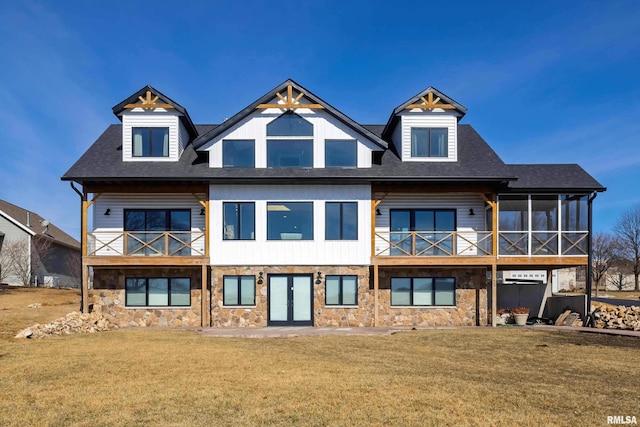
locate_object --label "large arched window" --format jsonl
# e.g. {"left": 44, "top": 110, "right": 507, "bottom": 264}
{"left": 266, "top": 112, "right": 313, "bottom": 136}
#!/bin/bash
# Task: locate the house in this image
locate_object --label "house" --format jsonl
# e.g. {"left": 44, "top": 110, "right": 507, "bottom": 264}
{"left": 0, "top": 199, "right": 80, "bottom": 287}
{"left": 61, "top": 79, "right": 605, "bottom": 328}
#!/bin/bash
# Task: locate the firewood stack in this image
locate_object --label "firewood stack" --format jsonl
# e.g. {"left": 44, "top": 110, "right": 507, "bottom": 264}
{"left": 594, "top": 305, "right": 640, "bottom": 331}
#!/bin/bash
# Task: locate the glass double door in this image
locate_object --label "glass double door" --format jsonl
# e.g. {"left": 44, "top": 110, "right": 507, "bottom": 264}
{"left": 390, "top": 209, "right": 456, "bottom": 256}
{"left": 268, "top": 275, "right": 313, "bottom": 326}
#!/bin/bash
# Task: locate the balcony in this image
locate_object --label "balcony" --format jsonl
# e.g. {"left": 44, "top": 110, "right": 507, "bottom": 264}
{"left": 87, "top": 231, "right": 206, "bottom": 257}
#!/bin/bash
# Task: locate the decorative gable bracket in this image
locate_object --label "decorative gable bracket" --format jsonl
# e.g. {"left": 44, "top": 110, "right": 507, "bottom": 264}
{"left": 256, "top": 85, "right": 324, "bottom": 111}
{"left": 405, "top": 92, "right": 455, "bottom": 111}
{"left": 124, "top": 90, "right": 175, "bottom": 110}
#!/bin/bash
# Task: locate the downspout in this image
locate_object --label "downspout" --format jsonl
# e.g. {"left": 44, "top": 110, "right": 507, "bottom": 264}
{"left": 585, "top": 191, "right": 598, "bottom": 326}
{"left": 70, "top": 182, "right": 85, "bottom": 312}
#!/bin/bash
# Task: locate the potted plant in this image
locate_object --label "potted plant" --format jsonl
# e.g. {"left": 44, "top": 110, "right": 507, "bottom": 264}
{"left": 511, "top": 306, "right": 530, "bottom": 326}
{"left": 495, "top": 308, "right": 511, "bottom": 325}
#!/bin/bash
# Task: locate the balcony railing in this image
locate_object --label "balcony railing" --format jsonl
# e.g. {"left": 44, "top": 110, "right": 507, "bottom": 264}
{"left": 374, "top": 231, "right": 493, "bottom": 257}
{"left": 87, "top": 231, "right": 206, "bottom": 257}
{"left": 374, "top": 230, "right": 589, "bottom": 258}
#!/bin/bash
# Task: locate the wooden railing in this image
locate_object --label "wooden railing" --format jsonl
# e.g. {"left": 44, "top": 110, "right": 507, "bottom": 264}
{"left": 87, "top": 231, "right": 206, "bottom": 256}
{"left": 375, "top": 230, "right": 589, "bottom": 257}
{"left": 374, "top": 231, "right": 493, "bottom": 257}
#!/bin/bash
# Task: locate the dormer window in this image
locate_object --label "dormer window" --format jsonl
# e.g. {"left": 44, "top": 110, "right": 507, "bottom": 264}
{"left": 411, "top": 128, "right": 447, "bottom": 158}
{"left": 133, "top": 127, "right": 169, "bottom": 157}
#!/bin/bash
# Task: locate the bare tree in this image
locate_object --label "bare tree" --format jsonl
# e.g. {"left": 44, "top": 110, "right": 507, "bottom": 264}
{"left": 3, "top": 239, "right": 31, "bottom": 286}
{"left": 614, "top": 203, "right": 640, "bottom": 291}
{"left": 0, "top": 243, "right": 14, "bottom": 284}
{"left": 30, "top": 236, "right": 52, "bottom": 286}
{"left": 592, "top": 232, "right": 620, "bottom": 296}
{"left": 64, "top": 250, "right": 82, "bottom": 288}
{"left": 609, "top": 272, "right": 628, "bottom": 291}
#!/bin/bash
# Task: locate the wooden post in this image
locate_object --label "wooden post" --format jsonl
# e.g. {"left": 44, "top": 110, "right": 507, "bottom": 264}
{"left": 201, "top": 264, "right": 208, "bottom": 327}
{"left": 491, "top": 263, "right": 497, "bottom": 327}
{"left": 373, "top": 263, "right": 379, "bottom": 327}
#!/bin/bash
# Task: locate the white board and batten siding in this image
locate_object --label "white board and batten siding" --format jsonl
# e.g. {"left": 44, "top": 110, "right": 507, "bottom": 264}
{"left": 205, "top": 107, "right": 382, "bottom": 169}
{"left": 121, "top": 110, "right": 183, "bottom": 162}
{"left": 374, "top": 193, "right": 487, "bottom": 256}
{"left": 393, "top": 113, "right": 458, "bottom": 162}
{"left": 210, "top": 184, "right": 371, "bottom": 266}
{"left": 91, "top": 193, "right": 206, "bottom": 255}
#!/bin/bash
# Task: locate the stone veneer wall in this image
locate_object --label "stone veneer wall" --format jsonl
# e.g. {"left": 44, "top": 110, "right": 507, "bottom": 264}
{"left": 211, "top": 266, "right": 374, "bottom": 327}
{"left": 376, "top": 267, "right": 488, "bottom": 327}
{"left": 92, "top": 267, "right": 204, "bottom": 327}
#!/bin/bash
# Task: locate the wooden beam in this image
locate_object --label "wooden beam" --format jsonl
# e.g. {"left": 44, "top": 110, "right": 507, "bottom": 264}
{"left": 371, "top": 199, "right": 382, "bottom": 258}
{"left": 256, "top": 84, "right": 324, "bottom": 110}
{"left": 373, "top": 256, "right": 497, "bottom": 266}
{"left": 124, "top": 90, "right": 175, "bottom": 110}
{"left": 496, "top": 257, "right": 588, "bottom": 267}
{"left": 83, "top": 256, "right": 209, "bottom": 267}
{"left": 406, "top": 92, "right": 456, "bottom": 110}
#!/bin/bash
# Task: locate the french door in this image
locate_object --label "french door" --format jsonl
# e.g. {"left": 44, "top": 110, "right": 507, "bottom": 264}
{"left": 267, "top": 275, "right": 313, "bottom": 326}
{"left": 390, "top": 209, "right": 456, "bottom": 256}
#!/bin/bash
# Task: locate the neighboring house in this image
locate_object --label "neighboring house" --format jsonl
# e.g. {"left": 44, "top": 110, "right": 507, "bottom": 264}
{"left": 0, "top": 199, "right": 80, "bottom": 287}
{"left": 61, "top": 80, "right": 605, "bottom": 328}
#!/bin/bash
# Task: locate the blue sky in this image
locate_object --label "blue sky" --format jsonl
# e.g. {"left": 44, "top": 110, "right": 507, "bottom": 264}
{"left": 0, "top": 0, "right": 639, "bottom": 239}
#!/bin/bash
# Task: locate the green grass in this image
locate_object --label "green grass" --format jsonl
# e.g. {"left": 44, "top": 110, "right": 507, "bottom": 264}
{"left": 1, "top": 286, "right": 639, "bottom": 426}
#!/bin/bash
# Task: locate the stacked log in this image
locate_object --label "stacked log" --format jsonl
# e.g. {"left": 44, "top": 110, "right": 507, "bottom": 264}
{"left": 14, "top": 311, "right": 117, "bottom": 339}
{"left": 594, "top": 305, "right": 640, "bottom": 331}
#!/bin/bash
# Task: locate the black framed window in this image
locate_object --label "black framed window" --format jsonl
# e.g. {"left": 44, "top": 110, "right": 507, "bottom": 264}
{"left": 325, "top": 140, "right": 356, "bottom": 167}
{"left": 223, "top": 276, "right": 256, "bottom": 306}
{"left": 325, "top": 275, "right": 358, "bottom": 306}
{"left": 266, "top": 112, "right": 313, "bottom": 136}
{"left": 391, "top": 277, "right": 455, "bottom": 306}
{"left": 267, "top": 140, "right": 313, "bottom": 167}
{"left": 132, "top": 127, "right": 169, "bottom": 157}
{"left": 223, "top": 140, "right": 255, "bottom": 167}
{"left": 124, "top": 209, "right": 191, "bottom": 256}
{"left": 223, "top": 202, "right": 255, "bottom": 240}
{"left": 411, "top": 128, "right": 448, "bottom": 157}
{"left": 267, "top": 202, "right": 313, "bottom": 240}
{"left": 125, "top": 277, "right": 190, "bottom": 307}
{"left": 325, "top": 202, "right": 358, "bottom": 240}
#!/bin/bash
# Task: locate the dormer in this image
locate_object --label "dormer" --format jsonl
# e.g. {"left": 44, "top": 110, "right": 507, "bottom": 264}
{"left": 112, "top": 85, "right": 197, "bottom": 162}
{"left": 192, "top": 79, "right": 387, "bottom": 169}
{"left": 382, "top": 87, "right": 467, "bottom": 163}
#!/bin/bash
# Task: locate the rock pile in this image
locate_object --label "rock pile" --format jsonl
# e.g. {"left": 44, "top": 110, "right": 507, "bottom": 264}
{"left": 594, "top": 305, "right": 640, "bottom": 331}
{"left": 14, "top": 311, "right": 117, "bottom": 339}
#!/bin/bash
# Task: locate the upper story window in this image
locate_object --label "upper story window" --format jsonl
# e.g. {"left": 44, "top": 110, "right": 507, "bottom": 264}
{"left": 266, "top": 112, "right": 313, "bottom": 136}
{"left": 267, "top": 202, "right": 313, "bottom": 240}
{"left": 133, "top": 127, "right": 169, "bottom": 157}
{"left": 411, "top": 128, "right": 447, "bottom": 158}
{"left": 223, "top": 140, "right": 255, "bottom": 167}
{"left": 267, "top": 112, "right": 313, "bottom": 167}
{"left": 325, "top": 202, "right": 358, "bottom": 240}
{"left": 325, "top": 140, "right": 356, "bottom": 167}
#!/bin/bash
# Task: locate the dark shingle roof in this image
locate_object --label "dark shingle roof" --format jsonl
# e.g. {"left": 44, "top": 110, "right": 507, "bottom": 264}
{"left": 0, "top": 199, "right": 80, "bottom": 249}
{"left": 505, "top": 164, "right": 605, "bottom": 192}
{"left": 62, "top": 124, "right": 521, "bottom": 184}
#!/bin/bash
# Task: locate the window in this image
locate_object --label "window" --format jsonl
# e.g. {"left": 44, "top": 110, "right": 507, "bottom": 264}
{"left": 325, "top": 140, "right": 356, "bottom": 167}
{"left": 125, "top": 278, "right": 190, "bottom": 307}
{"left": 325, "top": 202, "right": 358, "bottom": 240}
{"left": 124, "top": 209, "right": 191, "bottom": 256}
{"left": 132, "top": 127, "right": 169, "bottom": 157}
{"left": 266, "top": 112, "right": 313, "bottom": 136}
{"left": 267, "top": 140, "right": 313, "bottom": 167}
{"left": 391, "top": 278, "right": 455, "bottom": 306}
{"left": 267, "top": 202, "right": 313, "bottom": 240}
{"left": 411, "top": 128, "right": 447, "bottom": 157}
{"left": 223, "top": 202, "right": 255, "bottom": 240}
{"left": 498, "top": 196, "right": 528, "bottom": 231}
{"left": 223, "top": 140, "right": 255, "bottom": 167}
{"left": 390, "top": 209, "right": 455, "bottom": 256}
{"left": 223, "top": 276, "right": 256, "bottom": 306}
{"left": 325, "top": 275, "right": 358, "bottom": 305}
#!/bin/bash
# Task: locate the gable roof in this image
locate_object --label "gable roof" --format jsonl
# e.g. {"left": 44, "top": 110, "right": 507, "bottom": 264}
{"left": 112, "top": 85, "right": 198, "bottom": 139}
{"left": 0, "top": 199, "right": 80, "bottom": 249}
{"left": 192, "top": 79, "right": 388, "bottom": 150}
{"left": 382, "top": 86, "right": 467, "bottom": 139}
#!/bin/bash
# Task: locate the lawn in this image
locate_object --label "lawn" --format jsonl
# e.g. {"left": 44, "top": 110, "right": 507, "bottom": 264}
{"left": 1, "top": 286, "right": 639, "bottom": 426}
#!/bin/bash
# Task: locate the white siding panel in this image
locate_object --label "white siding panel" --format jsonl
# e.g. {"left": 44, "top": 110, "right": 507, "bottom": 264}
{"left": 92, "top": 193, "right": 206, "bottom": 255}
{"left": 122, "top": 112, "right": 181, "bottom": 162}
{"left": 178, "top": 121, "right": 190, "bottom": 157}
{"left": 205, "top": 109, "right": 380, "bottom": 169}
{"left": 374, "top": 193, "right": 486, "bottom": 256}
{"left": 210, "top": 185, "right": 371, "bottom": 266}
{"left": 400, "top": 114, "right": 457, "bottom": 162}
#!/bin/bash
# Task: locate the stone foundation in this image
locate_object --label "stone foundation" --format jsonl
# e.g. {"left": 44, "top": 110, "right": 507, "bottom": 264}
{"left": 92, "top": 267, "right": 204, "bottom": 327}
{"left": 211, "top": 266, "right": 374, "bottom": 327}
